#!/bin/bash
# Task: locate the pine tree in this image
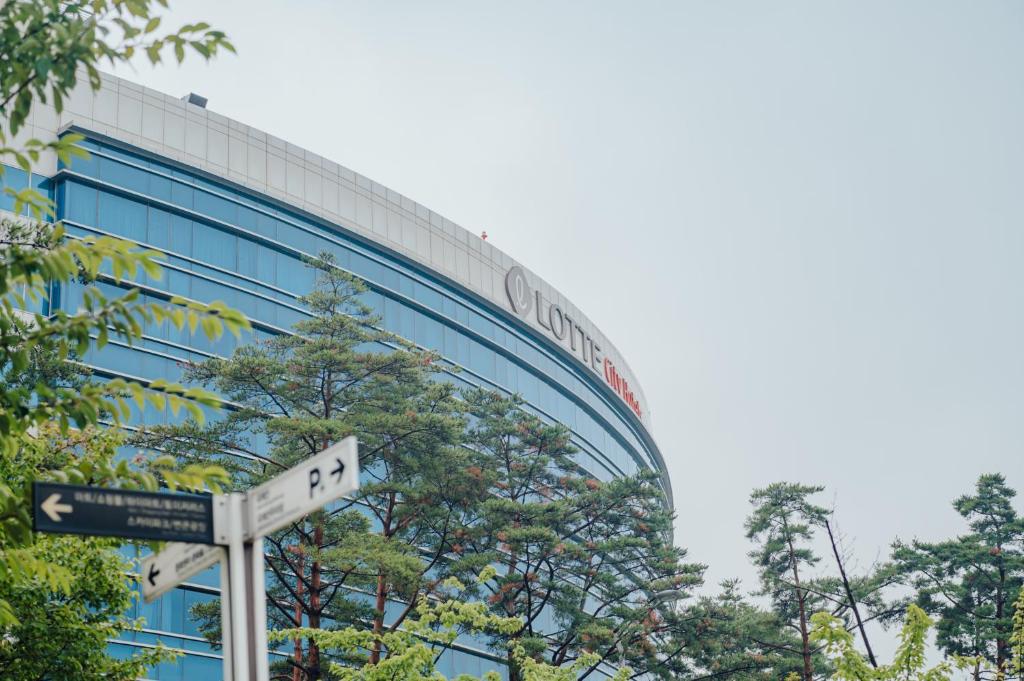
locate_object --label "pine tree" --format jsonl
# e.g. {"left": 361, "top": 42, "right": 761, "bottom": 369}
{"left": 458, "top": 389, "right": 702, "bottom": 681}
{"left": 891, "top": 474, "right": 1024, "bottom": 679}
{"left": 137, "top": 256, "right": 477, "bottom": 680}
{"left": 745, "top": 482, "right": 830, "bottom": 681}
{"left": 685, "top": 579, "right": 807, "bottom": 681}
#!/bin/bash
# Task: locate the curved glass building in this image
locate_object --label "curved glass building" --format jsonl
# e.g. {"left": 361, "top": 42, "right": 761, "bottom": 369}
{"left": 15, "top": 73, "right": 669, "bottom": 680}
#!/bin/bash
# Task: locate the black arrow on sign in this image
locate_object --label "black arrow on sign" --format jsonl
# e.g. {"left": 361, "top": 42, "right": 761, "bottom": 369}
{"left": 147, "top": 563, "right": 160, "bottom": 587}
{"left": 331, "top": 458, "right": 345, "bottom": 483}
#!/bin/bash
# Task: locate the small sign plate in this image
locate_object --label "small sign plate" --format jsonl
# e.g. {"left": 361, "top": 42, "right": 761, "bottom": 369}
{"left": 245, "top": 436, "right": 359, "bottom": 539}
{"left": 141, "top": 542, "right": 224, "bottom": 602}
{"left": 32, "top": 482, "right": 214, "bottom": 544}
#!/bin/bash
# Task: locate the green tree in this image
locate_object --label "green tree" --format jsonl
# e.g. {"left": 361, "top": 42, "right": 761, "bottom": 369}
{"left": 810, "top": 604, "right": 977, "bottom": 681}
{"left": 0, "top": 0, "right": 243, "bottom": 674}
{"left": 136, "top": 257, "right": 478, "bottom": 681}
{"left": 0, "top": 421, "right": 228, "bottom": 680}
{"left": 1010, "top": 589, "right": 1024, "bottom": 680}
{"left": 0, "top": 0, "right": 243, "bottom": 440}
{"left": 684, "top": 579, "right": 807, "bottom": 681}
{"left": 745, "top": 482, "right": 830, "bottom": 681}
{"left": 891, "top": 474, "right": 1024, "bottom": 680}
{"left": 459, "top": 389, "right": 702, "bottom": 681}
{"left": 272, "top": 575, "right": 630, "bottom": 681}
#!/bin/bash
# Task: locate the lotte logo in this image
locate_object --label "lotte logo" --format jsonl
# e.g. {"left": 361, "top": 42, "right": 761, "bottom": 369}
{"left": 502, "top": 266, "right": 642, "bottom": 420}
{"left": 505, "top": 266, "right": 533, "bottom": 317}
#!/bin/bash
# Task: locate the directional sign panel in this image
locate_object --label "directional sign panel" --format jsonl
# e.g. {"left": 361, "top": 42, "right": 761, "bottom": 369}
{"left": 33, "top": 482, "right": 214, "bottom": 544}
{"left": 245, "top": 436, "right": 359, "bottom": 539}
{"left": 141, "top": 542, "right": 224, "bottom": 602}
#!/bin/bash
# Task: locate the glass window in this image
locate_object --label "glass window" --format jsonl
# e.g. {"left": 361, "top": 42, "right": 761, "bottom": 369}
{"left": 255, "top": 211, "right": 276, "bottom": 239}
{"left": 237, "top": 205, "right": 258, "bottom": 232}
{"left": 418, "top": 314, "right": 443, "bottom": 352}
{"left": 398, "top": 303, "right": 414, "bottom": 340}
{"left": 383, "top": 296, "right": 399, "bottom": 332}
{"left": 148, "top": 207, "right": 172, "bottom": 250}
{"left": 149, "top": 172, "right": 172, "bottom": 202}
{"left": 182, "top": 590, "right": 214, "bottom": 637}
{"left": 65, "top": 147, "right": 100, "bottom": 176}
{"left": 469, "top": 340, "right": 493, "bottom": 379}
{"left": 398, "top": 273, "right": 414, "bottom": 298}
{"left": 197, "top": 226, "right": 236, "bottom": 271}
{"left": 195, "top": 190, "right": 237, "bottom": 224}
{"left": 170, "top": 215, "right": 193, "bottom": 258}
{"left": 0, "top": 166, "right": 29, "bottom": 213}
{"left": 256, "top": 245, "right": 277, "bottom": 286}
{"left": 65, "top": 181, "right": 97, "bottom": 224}
{"left": 456, "top": 334, "right": 470, "bottom": 366}
{"left": 413, "top": 281, "right": 442, "bottom": 310}
{"left": 468, "top": 311, "right": 491, "bottom": 339}
{"left": 98, "top": 192, "right": 147, "bottom": 242}
{"left": 99, "top": 157, "right": 149, "bottom": 194}
{"left": 181, "top": 653, "right": 222, "bottom": 680}
{"left": 331, "top": 245, "right": 351, "bottom": 269}
{"left": 171, "top": 179, "right": 194, "bottom": 210}
{"left": 237, "top": 238, "right": 258, "bottom": 279}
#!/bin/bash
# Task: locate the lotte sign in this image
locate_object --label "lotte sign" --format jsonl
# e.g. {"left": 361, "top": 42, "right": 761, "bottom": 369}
{"left": 504, "top": 266, "right": 643, "bottom": 419}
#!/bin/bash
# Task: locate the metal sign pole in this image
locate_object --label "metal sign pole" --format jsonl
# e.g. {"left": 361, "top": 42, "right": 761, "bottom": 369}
{"left": 32, "top": 438, "right": 361, "bottom": 681}
{"left": 249, "top": 537, "right": 270, "bottom": 681}
{"left": 227, "top": 493, "right": 250, "bottom": 681}
{"left": 219, "top": 553, "right": 234, "bottom": 681}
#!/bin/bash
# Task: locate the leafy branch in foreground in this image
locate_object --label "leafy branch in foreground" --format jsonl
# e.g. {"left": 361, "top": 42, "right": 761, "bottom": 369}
{"left": 269, "top": 576, "right": 630, "bottom": 681}
{"left": 0, "top": 220, "right": 250, "bottom": 438}
{"left": 0, "top": 423, "right": 228, "bottom": 681}
{"left": 0, "top": 0, "right": 234, "bottom": 146}
{"left": 811, "top": 604, "right": 980, "bottom": 681}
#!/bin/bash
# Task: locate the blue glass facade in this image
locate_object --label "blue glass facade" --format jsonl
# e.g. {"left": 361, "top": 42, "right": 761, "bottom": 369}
{"left": 39, "top": 129, "right": 667, "bottom": 679}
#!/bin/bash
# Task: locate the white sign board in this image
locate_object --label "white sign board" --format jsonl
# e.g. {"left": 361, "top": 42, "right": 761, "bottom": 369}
{"left": 141, "top": 542, "right": 224, "bottom": 602}
{"left": 244, "top": 436, "right": 359, "bottom": 539}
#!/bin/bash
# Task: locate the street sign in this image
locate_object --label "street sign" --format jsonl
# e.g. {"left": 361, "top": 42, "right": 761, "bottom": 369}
{"left": 32, "top": 482, "right": 214, "bottom": 544}
{"left": 245, "top": 436, "right": 359, "bottom": 539}
{"left": 30, "top": 438, "right": 362, "bottom": 681}
{"left": 141, "top": 542, "right": 225, "bottom": 602}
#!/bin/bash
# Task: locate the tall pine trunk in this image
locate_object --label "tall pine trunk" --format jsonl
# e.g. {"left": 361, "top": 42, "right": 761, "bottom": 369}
{"left": 370, "top": 491, "right": 396, "bottom": 665}
{"left": 996, "top": 555, "right": 1006, "bottom": 674}
{"left": 292, "top": 546, "right": 305, "bottom": 681}
{"left": 308, "top": 522, "right": 324, "bottom": 680}
{"left": 784, "top": 523, "right": 813, "bottom": 681}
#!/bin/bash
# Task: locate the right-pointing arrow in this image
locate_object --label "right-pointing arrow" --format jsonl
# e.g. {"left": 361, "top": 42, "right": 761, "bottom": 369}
{"left": 147, "top": 562, "right": 160, "bottom": 587}
{"left": 41, "top": 493, "right": 73, "bottom": 522}
{"left": 330, "top": 458, "right": 345, "bottom": 483}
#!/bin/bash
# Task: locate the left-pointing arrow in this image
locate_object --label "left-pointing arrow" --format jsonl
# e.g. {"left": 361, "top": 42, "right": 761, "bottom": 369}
{"left": 41, "top": 493, "right": 72, "bottom": 522}
{"left": 147, "top": 562, "right": 160, "bottom": 586}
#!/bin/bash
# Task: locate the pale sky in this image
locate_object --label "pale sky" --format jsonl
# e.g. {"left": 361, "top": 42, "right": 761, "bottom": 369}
{"left": 112, "top": 0, "right": 1023, "bottom": 653}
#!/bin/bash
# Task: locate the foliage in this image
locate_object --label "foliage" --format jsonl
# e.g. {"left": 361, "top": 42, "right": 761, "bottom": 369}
{"left": 269, "top": 577, "right": 630, "bottom": 681}
{"left": 0, "top": 422, "right": 226, "bottom": 680}
{"left": 1010, "top": 589, "right": 1024, "bottom": 680}
{"left": 457, "top": 389, "right": 702, "bottom": 681}
{"left": 811, "top": 604, "right": 978, "bottom": 681}
{"left": 1, "top": 0, "right": 233, "bottom": 146}
{"left": 745, "top": 482, "right": 830, "bottom": 681}
{"left": 135, "top": 256, "right": 476, "bottom": 680}
{"left": 141, "top": 261, "right": 694, "bottom": 681}
{"left": 891, "top": 474, "right": 1024, "bottom": 677}
{"left": 0, "top": 0, "right": 241, "bottom": 674}
{"left": 684, "top": 579, "right": 807, "bottom": 681}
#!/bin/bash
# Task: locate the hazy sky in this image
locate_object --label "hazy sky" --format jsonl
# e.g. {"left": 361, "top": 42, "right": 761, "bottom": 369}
{"left": 112, "top": 0, "right": 1023, "bottom": 647}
